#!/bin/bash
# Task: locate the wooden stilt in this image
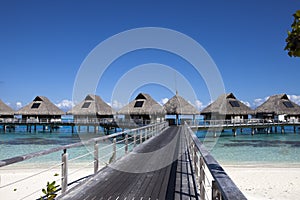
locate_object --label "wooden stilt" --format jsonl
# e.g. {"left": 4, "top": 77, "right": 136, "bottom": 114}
{"left": 233, "top": 129, "right": 237, "bottom": 137}
{"left": 281, "top": 126, "right": 285, "bottom": 134}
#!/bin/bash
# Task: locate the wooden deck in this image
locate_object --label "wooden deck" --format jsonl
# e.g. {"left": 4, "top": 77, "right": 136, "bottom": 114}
{"left": 58, "top": 126, "right": 199, "bottom": 200}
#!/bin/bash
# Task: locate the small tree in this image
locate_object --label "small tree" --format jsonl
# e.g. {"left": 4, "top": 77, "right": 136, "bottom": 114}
{"left": 285, "top": 10, "right": 300, "bottom": 57}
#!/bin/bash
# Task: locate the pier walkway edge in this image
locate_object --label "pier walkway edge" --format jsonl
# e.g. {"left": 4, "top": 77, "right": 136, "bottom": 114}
{"left": 57, "top": 124, "right": 246, "bottom": 200}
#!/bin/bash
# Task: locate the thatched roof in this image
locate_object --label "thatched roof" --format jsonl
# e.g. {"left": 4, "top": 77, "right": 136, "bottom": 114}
{"left": 118, "top": 93, "right": 166, "bottom": 115}
{"left": 255, "top": 94, "right": 300, "bottom": 115}
{"left": 67, "top": 94, "right": 115, "bottom": 116}
{"left": 201, "top": 93, "right": 254, "bottom": 115}
{"left": 163, "top": 92, "right": 199, "bottom": 115}
{"left": 0, "top": 99, "right": 14, "bottom": 116}
{"left": 15, "top": 96, "right": 64, "bottom": 116}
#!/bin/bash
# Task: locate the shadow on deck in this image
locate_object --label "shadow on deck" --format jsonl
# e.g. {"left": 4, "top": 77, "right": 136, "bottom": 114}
{"left": 57, "top": 126, "right": 199, "bottom": 200}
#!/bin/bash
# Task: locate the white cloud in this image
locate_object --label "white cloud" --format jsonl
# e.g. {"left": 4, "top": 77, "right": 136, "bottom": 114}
{"left": 288, "top": 95, "right": 300, "bottom": 105}
{"left": 6, "top": 101, "right": 23, "bottom": 110}
{"left": 253, "top": 96, "right": 269, "bottom": 107}
{"left": 109, "top": 100, "right": 124, "bottom": 110}
{"left": 253, "top": 98, "right": 264, "bottom": 107}
{"left": 241, "top": 100, "right": 251, "bottom": 107}
{"left": 187, "top": 99, "right": 205, "bottom": 111}
{"left": 55, "top": 100, "right": 74, "bottom": 111}
{"left": 16, "top": 102, "right": 22, "bottom": 109}
{"left": 159, "top": 98, "right": 169, "bottom": 105}
{"left": 194, "top": 99, "right": 204, "bottom": 110}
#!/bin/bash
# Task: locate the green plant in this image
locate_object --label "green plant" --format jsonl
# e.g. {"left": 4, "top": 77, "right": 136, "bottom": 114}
{"left": 285, "top": 10, "right": 300, "bottom": 57}
{"left": 40, "top": 180, "right": 59, "bottom": 200}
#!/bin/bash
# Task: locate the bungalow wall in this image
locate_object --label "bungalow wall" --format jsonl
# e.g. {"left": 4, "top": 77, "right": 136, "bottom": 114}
{"left": 256, "top": 113, "right": 300, "bottom": 122}
{"left": 203, "top": 113, "right": 249, "bottom": 122}
{"left": 73, "top": 115, "right": 114, "bottom": 123}
{"left": 21, "top": 115, "right": 62, "bottom": 123}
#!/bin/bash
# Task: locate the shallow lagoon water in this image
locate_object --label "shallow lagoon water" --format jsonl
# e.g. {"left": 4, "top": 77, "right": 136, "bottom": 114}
{"left": 197, "top": 127, "right": 300, "bottom": 165}
{"left": 0, "top": 126, "right": 127, "bottom": 168}
{"left": 1, "top": 126, "right": 300, "bottom": 167}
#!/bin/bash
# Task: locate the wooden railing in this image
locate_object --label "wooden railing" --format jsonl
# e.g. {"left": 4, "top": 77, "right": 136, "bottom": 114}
{"left": 0, "top": 118, "right": 156, "bottom": 127}
{"left": 187, "top": 119, "right": 299, "bottom": 126}
{"left": 183, "top": 122, "right": 247, "bottom": 200}
{"left": 0, "top": 122, "right": 169, "bottom": 199}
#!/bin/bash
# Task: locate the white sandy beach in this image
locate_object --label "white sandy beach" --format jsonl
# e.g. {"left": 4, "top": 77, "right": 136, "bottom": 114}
{"left": 0, "top": 166, "right": 94, "bottom": 200}
{"left": 1, "top": 165, "right": 300, "bottom": 200}
{"left": 223, "top": 165, "right": 300, "bottom": 200}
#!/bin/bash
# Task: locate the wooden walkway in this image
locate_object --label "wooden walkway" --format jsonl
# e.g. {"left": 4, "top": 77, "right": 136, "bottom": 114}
{"left": 58, "top": 126, "right": 199, "bottom": 200}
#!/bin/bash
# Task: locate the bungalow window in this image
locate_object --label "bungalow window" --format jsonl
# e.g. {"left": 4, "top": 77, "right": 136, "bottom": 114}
{"left": 229, "top": 101, "right": 240, "bottom": 107}
{"left": 134, "top": 101, "right": 144, "bottom": 107}
{"left": 31, "top": 103, "right": 40, "bottom": 109}
{"left": 283, "top": 101, "right": 294, "bottom": 108}
{"left": 82, "top": 102, "right": 91, "bottom": 108}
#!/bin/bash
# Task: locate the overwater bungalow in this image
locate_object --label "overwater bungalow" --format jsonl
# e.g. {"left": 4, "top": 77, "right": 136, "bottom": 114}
{"left": 255, "top": 94, "right": 300, "bottom": 122}
{"left": 15, "top": 96, "right": 64, "bottom": 122}
{"left": 118, "top": 93, "right": 166, "bottom": 124}
{"left": 201, "top": 93, "right": 254, "bottom": 123}
{"left": 0, "top": 99, "right": 14, "bottom": 122}
{"left": 67, "top": 94, "right": 115, "bottom": 123}
{"left": 163, "top": 91, "right": 199, "bottom": 125}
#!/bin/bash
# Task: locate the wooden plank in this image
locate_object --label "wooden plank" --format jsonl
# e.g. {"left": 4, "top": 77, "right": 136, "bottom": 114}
{"left": 57, "top": 126, "right": 200, "bottom": 200}
{"left": 174, "top": 128, "right": 200, "bottom": 200}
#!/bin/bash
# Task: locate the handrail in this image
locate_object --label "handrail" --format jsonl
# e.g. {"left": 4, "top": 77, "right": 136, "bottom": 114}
{"left": 0, "top": 118, "right": 154, "bottom": 124}
{"left": 183, "top": 122, "right": 247, "bottom": 200}
{"left": 0, "top": 121, "right": 169, "bottom": 198}
{"left": 186, "top": 119, "right": 300, "bottom": 127}
{"left": 0, "top": 122, "right": 167, "bottom": 168}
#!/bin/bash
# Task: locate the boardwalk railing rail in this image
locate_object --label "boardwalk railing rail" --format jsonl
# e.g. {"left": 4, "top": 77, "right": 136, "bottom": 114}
{"left": 0, "top": 121, "right": 168, "bottom": 199}
{"left": 186, "top": 119, "right": 300, "bottom": 127}
{"left": 0, "top": 118, "right": 154, "bottom": 125}
{"left": 183, "top": 122, "right": 247, "bottom": 200}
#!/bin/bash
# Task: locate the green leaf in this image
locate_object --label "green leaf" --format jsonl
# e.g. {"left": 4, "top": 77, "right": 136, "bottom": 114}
{"left": 54, "top": 173, "right": 59, "bottom": 177}
{"left": 294, "top": 49, "right": 300, "bottom": 57}
{"left": 295, "top": 10, "right": 300, "bottom": 18}
{"left": 42, "top": 188, "right": 47, "bottom": 194}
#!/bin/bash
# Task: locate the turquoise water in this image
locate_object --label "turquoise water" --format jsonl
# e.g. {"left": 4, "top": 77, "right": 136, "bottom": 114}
{"left": 1, "top": 126, "right": 300, "bottom": 168}
{"left": 0, "top": 126, "right": 128, "bottom": 168}
{"left": 196, "top": 127, "right": 300, "bottom": 165}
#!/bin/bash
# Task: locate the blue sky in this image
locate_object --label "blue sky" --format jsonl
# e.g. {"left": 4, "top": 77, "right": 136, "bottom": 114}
{"left": 0, "top": 0, "right": 300, "bottom": 111}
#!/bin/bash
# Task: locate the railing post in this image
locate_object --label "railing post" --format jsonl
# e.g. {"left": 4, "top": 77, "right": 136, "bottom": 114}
{"left": 113, "top": 138, "right": 116, "bottom": 162}
{"left": 152, "top": 125, "right": 155, "bottom": 137}
{"left": 200, "top": 156, "right": 205, "bottom": 200}
{"left": 94, "top": 142, "right": 99, "bottom": 174}
{"left": 151, "top": 125, "right": 154, "bottom": 137}
{"left": 134, "top": 132, "right": 137, "bottom": 147}
{"left": 192, "top": 142, "right": 195, "bottom": 169}
{"left": 194, "top": 147, "right": 199, "bottom": 179}
{"left": 61, "top": 149, "right": 68, "bottom": 194}
{"left": 212, "top": 180, "right": 222, "bottom": 200}
{"left": 140, "top": 131, "right": 143, "bottom": 144}
{"left": 125, "top": 134, "right": 128, "bottom": 154}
